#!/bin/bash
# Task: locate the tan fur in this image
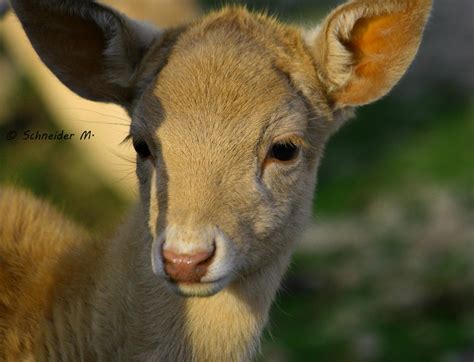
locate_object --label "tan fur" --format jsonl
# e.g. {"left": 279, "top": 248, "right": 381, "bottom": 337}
{"left": 1, "top": 1, "right": 431, "bottom": 360}
{"left": 0, "top": 187, "right": 101, "bottom": 361}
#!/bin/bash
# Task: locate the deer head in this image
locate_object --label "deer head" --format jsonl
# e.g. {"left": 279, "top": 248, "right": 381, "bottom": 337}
{"left": 10, "top": 0, "right": 432, "bottom": 297}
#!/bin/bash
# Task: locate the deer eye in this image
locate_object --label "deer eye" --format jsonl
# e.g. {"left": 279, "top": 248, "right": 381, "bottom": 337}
{"left": 267, "top": 141, "right": 300, "bottom": 163}
{"left": 133, "top": 138, "right": 152, "bottom": 159}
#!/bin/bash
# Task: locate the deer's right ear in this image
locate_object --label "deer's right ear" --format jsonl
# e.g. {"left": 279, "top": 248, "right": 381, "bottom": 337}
{"left": 10, "top": 0, "right": 161, "bottom": 106}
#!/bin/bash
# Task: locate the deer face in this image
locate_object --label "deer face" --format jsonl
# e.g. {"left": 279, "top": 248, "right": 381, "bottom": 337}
{"left": 10, "top": 0, "right": 432, "bottom": 297}
{"left": 133, "top": 19, "right": 329, "bottom": 296}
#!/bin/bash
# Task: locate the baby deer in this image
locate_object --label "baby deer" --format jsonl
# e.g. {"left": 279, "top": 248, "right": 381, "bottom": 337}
{"left": 0, "top": 0, "right": 432, "bottom": 360}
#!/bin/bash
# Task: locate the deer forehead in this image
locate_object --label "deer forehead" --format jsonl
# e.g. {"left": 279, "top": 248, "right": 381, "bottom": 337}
{"left": 135, "top": 16, "right": 314, "bottom": 162}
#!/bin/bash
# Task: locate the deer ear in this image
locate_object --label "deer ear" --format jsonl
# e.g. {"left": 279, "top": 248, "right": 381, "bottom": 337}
{"left": 10, "top": 0, "right": 161, "bottom": 106}
{"left": 307, "top": 0, "right": 432, "bottom": 107}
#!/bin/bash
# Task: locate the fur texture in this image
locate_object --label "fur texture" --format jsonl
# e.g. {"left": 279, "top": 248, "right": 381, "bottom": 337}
{"left": 1, "top": 0, "right": 431, "bottom": 360}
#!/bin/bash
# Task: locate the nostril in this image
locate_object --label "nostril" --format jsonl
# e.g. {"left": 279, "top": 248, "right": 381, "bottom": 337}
{"left": 162, "top": 247, "right": 214, "bottom": 266}
{"left": 195, "top": 245, "right": 216, "bottom": 269}
{"left": 161, "top": 243, "right": 216, "bottom": 283}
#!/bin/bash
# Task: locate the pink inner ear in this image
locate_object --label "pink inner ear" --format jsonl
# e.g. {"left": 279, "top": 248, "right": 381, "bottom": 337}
{"left": 334, "top": 10, "right": 422, "bottom": 106}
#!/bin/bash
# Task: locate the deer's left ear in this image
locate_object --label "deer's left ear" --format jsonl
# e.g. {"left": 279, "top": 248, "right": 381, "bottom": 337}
{"left": 306, "top": 0, "right": 432, "bottom": 107}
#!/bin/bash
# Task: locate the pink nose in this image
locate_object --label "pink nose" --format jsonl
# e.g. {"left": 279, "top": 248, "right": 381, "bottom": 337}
{"left": 162, "top": 247, "right": 215, "bottom": 283}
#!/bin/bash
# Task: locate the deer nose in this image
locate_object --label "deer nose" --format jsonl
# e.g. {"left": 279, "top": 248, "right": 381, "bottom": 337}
{"left": 162, "top": 246, "right": 215, "bottom": 283}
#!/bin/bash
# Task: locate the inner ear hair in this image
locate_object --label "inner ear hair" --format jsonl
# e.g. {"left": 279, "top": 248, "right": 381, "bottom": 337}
{"left": 310, "top": 0, "right": 432, "bottom": 107}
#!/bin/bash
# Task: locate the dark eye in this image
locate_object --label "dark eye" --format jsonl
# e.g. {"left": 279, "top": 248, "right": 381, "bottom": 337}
{"left": 268, "top": 141, "right": 300, "bottom": 162}
{"left": 133, "top": 138, "right": 151, "bottom": 159}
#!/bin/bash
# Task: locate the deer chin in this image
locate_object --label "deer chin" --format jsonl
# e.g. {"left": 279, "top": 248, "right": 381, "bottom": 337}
{"left": 166, "top": 275, "right": 234, "bottom": 297}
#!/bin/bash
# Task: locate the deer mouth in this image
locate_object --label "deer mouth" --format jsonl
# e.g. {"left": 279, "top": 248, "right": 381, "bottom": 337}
{"left": 150, "top": 231, "right": 239, "bottom": 297}
{"left": 165, "top": 276, "right": 232, "bottom": 297}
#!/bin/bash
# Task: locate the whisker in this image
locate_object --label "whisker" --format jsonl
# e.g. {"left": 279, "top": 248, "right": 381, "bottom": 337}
{"left": 110, "top": 163, "right": 136, "bottom": 169}
{"left": 106, "top": 147, "right": 136, "bottom": 165}
{"left": 68, "top": 118, "right": 130, "bottom": 128}
{"left": 58, "top": 107, "right": 131, "bottom": 123}
{"left": 111, "top": 170, "right": 137, "bottom": 186}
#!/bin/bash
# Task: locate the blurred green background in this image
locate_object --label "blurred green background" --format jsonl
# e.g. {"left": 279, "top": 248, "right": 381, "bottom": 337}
{"left": 0, "top": 0, "right": 473, "bottom": 361}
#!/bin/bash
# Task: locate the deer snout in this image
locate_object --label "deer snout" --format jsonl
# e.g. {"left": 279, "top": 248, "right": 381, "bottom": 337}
{"left": 162, "top": 246, "right": 215, "bottom": 283}
{"left": 151, "top": 226, "right": 238, "bottom": 296}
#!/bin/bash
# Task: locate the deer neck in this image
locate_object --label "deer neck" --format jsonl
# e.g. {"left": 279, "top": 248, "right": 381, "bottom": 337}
{"left": 97, "top": 207, "right": 290, "bottom": 360}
